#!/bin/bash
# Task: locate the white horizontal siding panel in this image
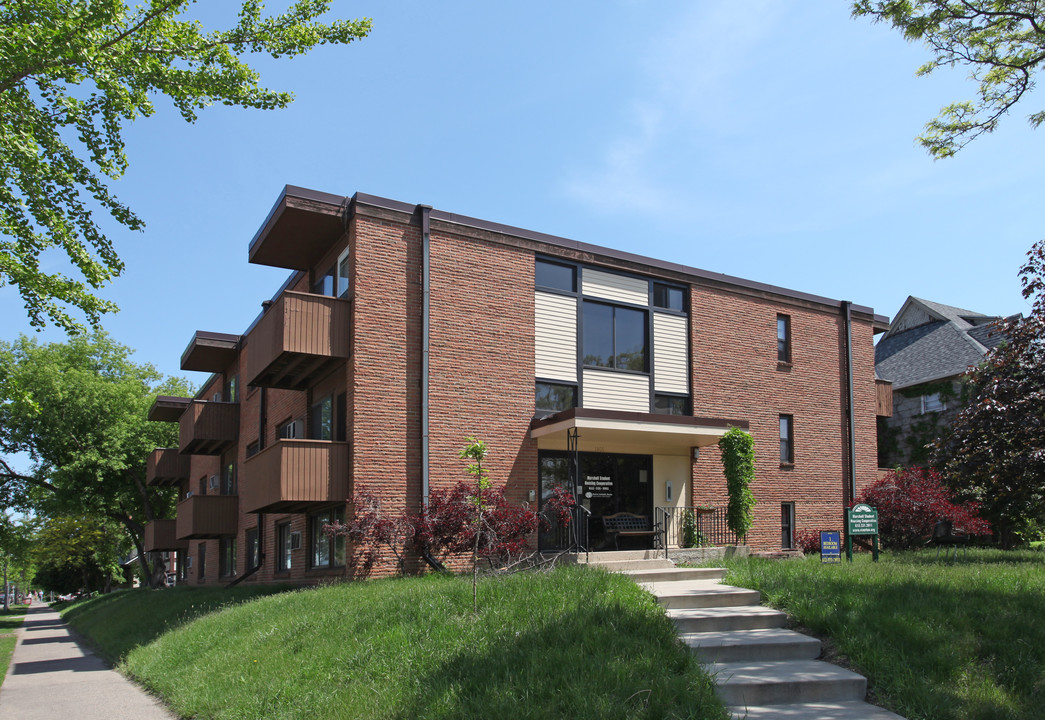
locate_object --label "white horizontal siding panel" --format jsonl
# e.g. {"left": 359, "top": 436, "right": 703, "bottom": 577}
{"left": 535, "top": 291, "right": 577, "bottom": 382}
{"left": 582, "top": 369, "right": 649, "bottom": 412}
{"left": 582, "top": 269, "right": 648, "bottom": 306}
{"left": 653, "top": 313, "right": 689, "bottom": 394}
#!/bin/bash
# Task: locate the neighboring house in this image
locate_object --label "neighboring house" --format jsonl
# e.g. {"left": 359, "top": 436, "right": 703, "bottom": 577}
{"left": 874, "top": 296, "right": 1011, "bottom": 467}
{"left": 142, "top": 186, "right": 891, "bottom": 583}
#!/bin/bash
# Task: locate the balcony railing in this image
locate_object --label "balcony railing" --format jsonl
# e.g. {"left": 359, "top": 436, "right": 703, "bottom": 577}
{"left": 175, "top": 494, "right": 239, "bottom": 539}
{"left": 655, "top": 506, "right": 737, "bottom": 550}
{"left": 242, "top": 439, "right": 350, "bottom": 513}
{"left": 143, "top": 519, "right": 187, "bottom": 552}
{"left": 146, "top": 448, "right": 190, "bottom": 486}
{"left": 179, "top": 400, "right": 239, "bottom": 455}
{"left": 246, "top": 291, "right": 350, "bottom": 390}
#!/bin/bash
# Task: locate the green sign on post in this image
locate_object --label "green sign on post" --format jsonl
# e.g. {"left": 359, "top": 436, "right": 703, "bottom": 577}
{"left": 846, "top": 503, "right": 880, "bottom": 562}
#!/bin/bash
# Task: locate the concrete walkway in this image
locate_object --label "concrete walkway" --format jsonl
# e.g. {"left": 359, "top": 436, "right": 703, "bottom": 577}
{"left": 0, "top": 602, "right": 177, "bottom": 720}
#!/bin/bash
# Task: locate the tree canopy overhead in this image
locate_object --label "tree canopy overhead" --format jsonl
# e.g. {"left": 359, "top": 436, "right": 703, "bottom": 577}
{"left": 0, "top": 1, "right": 371, "bottom": 332}
{"left": 853, "top": 1, "right": 1045, "bottom": 157}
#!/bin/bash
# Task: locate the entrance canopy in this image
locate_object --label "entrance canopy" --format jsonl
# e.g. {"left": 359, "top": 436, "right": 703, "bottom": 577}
{"left": 530, "top": 408, "right": 748, "bottom": 457}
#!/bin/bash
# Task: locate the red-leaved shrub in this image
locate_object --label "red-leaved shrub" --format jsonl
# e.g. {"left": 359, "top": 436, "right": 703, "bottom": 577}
{"left": 857, "top": 467, "right": 991, "bottom": 549}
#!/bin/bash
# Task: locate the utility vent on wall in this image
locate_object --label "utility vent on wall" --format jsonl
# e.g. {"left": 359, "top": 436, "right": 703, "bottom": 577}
{"left": 290, "top": 531, "right": 302, "bottom": 551}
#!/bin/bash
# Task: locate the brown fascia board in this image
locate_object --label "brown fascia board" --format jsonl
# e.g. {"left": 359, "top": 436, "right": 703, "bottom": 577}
{"left": 148, "top": 395, "right": 191, "bottom": 422}
{"left": 530, "top": 407, "right": 749, "bottom": 432}
{"left": 179, "top": 331, "right": 241, "bottom": 373}
{"left": 350, "top": 192, "right": 889, "bottom": 324}
{"left": 247, "top": 185, "right": 346, "bottom": 269}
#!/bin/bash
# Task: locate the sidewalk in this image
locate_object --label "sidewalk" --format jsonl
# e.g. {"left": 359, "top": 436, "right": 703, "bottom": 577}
{"left": 0, "top": 602, "right": 177, "bottom": 719}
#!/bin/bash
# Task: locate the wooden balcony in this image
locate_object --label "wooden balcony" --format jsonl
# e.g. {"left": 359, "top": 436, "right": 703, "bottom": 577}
{"left": 175, "top": 494, "right": 239, "bottom": 539}
{"left": 143, "top": 520, "right": 187, "bottom": 552}
{"left": 180, "top": 331, "right": 240, "bottom": 373}
{"left": 242, "top": 439, "right": 350, "bottom": 513}
{"left": 245, "top": 291, "right": 350, "bottom": 390}
{"left": 876, "top": 378, "right": 893, "bottom": 417}
{"left": 179, "top": 400, "right": 239, "bottom": 455}
{"left": 146, "top": 448, "right": 190, "bottom": 487}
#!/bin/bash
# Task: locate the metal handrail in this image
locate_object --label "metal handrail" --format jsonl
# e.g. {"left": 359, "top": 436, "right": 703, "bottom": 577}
{"left": 655, "top": 505, "right": 737, "bottom": 551}
{"left": 572, "top": 505, "right": 591, "bottom": 563}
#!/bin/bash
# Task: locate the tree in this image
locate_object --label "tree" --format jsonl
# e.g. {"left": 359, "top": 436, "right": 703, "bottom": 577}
{"left": 853, "top": 2, "right": 1045, "bottom": 157}
{"left": 933, "top": 239, "right": 1045, "bottom": 547}
{"left": 0, "top": 2, "right": 371, "bottom": 332}
{"left": 719, "top": 428, "right": 756, "bottom": 543}
{"left": 0, "top": 331, "right": 190, "bottom": 585}
{"left": 0, "top": 513, "right": 34, "bottom": 610}
{"left": 32, "top": 515, "right": 128, "bottom": 594}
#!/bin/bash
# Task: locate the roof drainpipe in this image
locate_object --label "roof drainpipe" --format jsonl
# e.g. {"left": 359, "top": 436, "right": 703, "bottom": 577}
{"left": 420, "top": 205, "right": 433, "bottom": 509}
{"left": 842, "top": 301, "right": 856, "bottom": 507}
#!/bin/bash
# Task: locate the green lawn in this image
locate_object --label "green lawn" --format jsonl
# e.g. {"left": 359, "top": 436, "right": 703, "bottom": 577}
{"left": 64, "top": 566, "right": 727, "bottom": 720}
{"left": 0, "top": 606, "right": 28, "bottom": 686}
{"left": 718, "top": 549, "right": 1045, "bottom": 720}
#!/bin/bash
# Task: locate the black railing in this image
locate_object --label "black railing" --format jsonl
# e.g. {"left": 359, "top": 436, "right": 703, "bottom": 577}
{"left": 656, "top": 506, "right": 737, "bottom": 551}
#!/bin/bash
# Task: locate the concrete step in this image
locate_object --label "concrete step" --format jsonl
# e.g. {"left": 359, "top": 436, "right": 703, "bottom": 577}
{"left": 708, "top": 659, "right": 867, "bottom": 706}
{"left": 681, "top": 628, "right": 821, "bottom": 663}
{"left": 575, "top": 550, "right": 664, "bottom": 563}
{"left": 583, "top": 558, "right": 675, "bottom": 572}
{"left": 623, "top": 567, "right": 727, "bottom": 583}
{"left": 728, "top": 700, "right": 908, "bottom": 719}
{"left": 667, "top": 605, "right": 788, "bottom": 633}
{"left": 647, "top": 581, "right": 761, "bottom": 610}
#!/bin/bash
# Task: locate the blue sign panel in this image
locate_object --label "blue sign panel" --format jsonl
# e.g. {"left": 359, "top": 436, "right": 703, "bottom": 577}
{"left": 820, "top": 531, "right": 841, "bottom": 564}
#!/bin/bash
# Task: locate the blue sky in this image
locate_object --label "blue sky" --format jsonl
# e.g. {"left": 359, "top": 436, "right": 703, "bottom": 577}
{"left": 2, "top": 1, "right": 1042, "bottom": 386}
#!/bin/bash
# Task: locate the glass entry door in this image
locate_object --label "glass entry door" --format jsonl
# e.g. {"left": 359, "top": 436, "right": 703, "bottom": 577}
{"left": 539, "top": 451, "right": 653, "bottom": 551}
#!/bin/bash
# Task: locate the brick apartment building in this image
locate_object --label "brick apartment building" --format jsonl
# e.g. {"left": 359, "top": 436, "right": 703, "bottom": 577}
{"left": 142, "top": 186, "right": 892, "bottom": 585}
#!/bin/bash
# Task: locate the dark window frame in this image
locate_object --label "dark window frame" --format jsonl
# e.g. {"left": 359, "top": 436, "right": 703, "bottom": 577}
{"left": 276, "top": 521, "right": 292, "bottom": 573}
{"left": 653, "top": 393, "right": 691, "bottom": 416}
{"left": 219, "top": 536, "right": 237, "bottom": 578}
{"left": 582, "top": 300, "right": 649, "bottom": 374}
{"left": 535, "top": 258, "right": 577, "bottom": 294}
{"left": 777, "top": 314, "right": 792, "bottom": 364}
{"left": 653, "top": 283, "right": 686, "bottom": 312}
{"left": 309, "top": 508, "right": 346, "bottom": 570}
{"left": 245, "top": 527, "right": 260, "bottom": 572}
{"left": 781, "top": 502, "right": 795, "bottom": 550}
{"left": 197, "top": 542, "right": 207, "bottom": 581}
{"left": 535, "top": 380, "right": 578, "bottom": 416}
{"left": 309, "top": 395, "right": 333, "bottom": 441}
{"left": 779, "top": 414, "right": 795, "bottom": 465}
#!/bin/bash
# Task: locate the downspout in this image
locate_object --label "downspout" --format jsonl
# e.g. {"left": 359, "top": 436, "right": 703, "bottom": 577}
{"left": 420, "top": 205, "right": 433, "bottom": 509}
{"left": 842, "top": 301, "right": 856, "bottom": 507}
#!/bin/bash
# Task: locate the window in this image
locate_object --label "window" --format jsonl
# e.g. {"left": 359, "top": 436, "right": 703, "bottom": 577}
{"left": 313, "top": 265, "right": 335, "bottom": 296}
{"left": 921, "top": 393, "right": 945, "bottom": 414}
{"left": 277, "top": 522, "right": 293, "bottom": 572}
{"left": 310, "top": 395, "right": 332, "bottom": 440}
{"left": 781, "top": 503, "right": 795, "bottom": 550}
{"left": 336, "top": 392, "right": 347, "bottom": 442}
{"left": 535, "top": 382, "right": 577, "bottom": 415}
{"left": 582, "top": 302, "right": 648, "bottom": 372}
{"left": 337, "top": 247, "right": 351, "bottom": 298}
{"left": 310, "top": 508, "right": 346, "bottom": 569}
{"left": 197, "top": 543, "right": 206, "bottom": 581}
{"left": 777, "top": 314, "right": 791, "bottom": 363}
{"left": 245, "top": 528, "right": 260, "bottom": 572}
{"left": 653, "top": 283, "right": 684, "bottom": 311}
{"left": 654, "top": 394, "right": 690, "bottom": 415}
{"left": 279, "top": 417, "right": 303, "bottom": 439}
{"left": 224, "top": 374, "right": 239, "bottom": 403}
{"left": 221, "top": 460, "right": 236, "bottom": 495}
{"left": 219, "top": 537, "right": 237, "bottom": 578}
{"left": 779, "top": 414, "right": 794, "bottom": 464}
{"left": 535, "top": 259, "right": 576, "bottom": 293}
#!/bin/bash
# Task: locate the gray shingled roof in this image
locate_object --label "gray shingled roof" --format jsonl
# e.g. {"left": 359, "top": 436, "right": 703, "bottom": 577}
{"left": 875, "top": 297, "right": 1006, "bottom": 389}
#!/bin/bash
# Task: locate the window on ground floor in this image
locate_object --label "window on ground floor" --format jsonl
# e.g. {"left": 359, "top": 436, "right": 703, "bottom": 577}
{"left": 277, "top": 522, "right": 293, "bottom": 572}
{"left": 245, "top": 528, "right": 260, "bottom": 572}
{"left": 197, "top": 542, "right": 207, "bottom": 581}
{"left": 310, "top": 509, "right": 346, "bottom": 569}
{"left": 781, "top": 503, "right": 795, "bottom": 550}
{"left": 219, "top": 537, "right": 237, "bottom": 578}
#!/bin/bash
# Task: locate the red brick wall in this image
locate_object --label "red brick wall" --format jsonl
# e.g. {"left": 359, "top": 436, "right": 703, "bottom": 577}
{"left": 688, "top": 286, "right": 879, "bottom": 548}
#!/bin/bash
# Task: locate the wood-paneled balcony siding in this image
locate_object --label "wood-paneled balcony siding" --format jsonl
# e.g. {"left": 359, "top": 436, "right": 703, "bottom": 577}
{"left": 143, "top": 519, "right": 187, "bottom": 552}
{"left": 242, "top": 439, "right": 350, "bottom": 514}
{"left": 246, "top": 291, "right": 350, "bottom": 390}
{"left": 175, "top": 494, "right": 239, "bottom": 539}
{"left": 179, "top": 401, "right": 239, "bottom": 455}
{"left": 876, "top": 379, "right": 894, "bottom": 417}
{"left": 146, "top": 448, "right": 190, "bottom": 486}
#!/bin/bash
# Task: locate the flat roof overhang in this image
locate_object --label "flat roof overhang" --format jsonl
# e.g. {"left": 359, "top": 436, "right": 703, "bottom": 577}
{"left": 530, "top": 408, "right": 749, "bottom": 457}
{"left": 148, "top": 395, "right": 191, "bottom": 422}
{"left": 248, "top": 185, "right": 346, "bottom": 270}
{"left": 180, "top": 331, "right": 241, "bottom": 373}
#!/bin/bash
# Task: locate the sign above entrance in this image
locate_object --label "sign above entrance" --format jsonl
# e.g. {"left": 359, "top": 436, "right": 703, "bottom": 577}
{"left": 584, "top": 475, "right": 613, "bottom": 499}
{"left": 847, "top": 504, "right": 879, "bottom": 536}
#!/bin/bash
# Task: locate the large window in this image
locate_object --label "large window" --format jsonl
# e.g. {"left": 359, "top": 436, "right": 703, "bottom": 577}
{"left": 219, "top": 537, "right": 237, "bottom": 578}
{"left": 777, "top": 314, "right": 791, "bottom": 363}
{"left": 535, "top": 382, "right": 577, "bottom": 415}
{"left": 197, "top": 542, "right": 207, "bottom": 581}
{"left": 245, "top": 528, "right": 260, "bottom": 572}
{"left": 277, "top": 522, "right": 293, "bottom": 572}
{"left": 310, "top": 509, "right": 346, "bottom": 569}
{"left": 535, "top": 259, "right": 576, "bottom": 292}
{"left": 310, "top": 395, "right": 332, "bottom": 440}
{"left": 779, "top": 414, "right": 794, "bottom": 464}
{"left": 582, "top": 302, "right": 648, "bottom": 372}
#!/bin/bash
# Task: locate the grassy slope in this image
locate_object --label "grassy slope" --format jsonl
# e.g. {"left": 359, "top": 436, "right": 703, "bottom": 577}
{"left": 0, "top": 607, "right": 27, "bottom": 686}
{"left": 66, "top": 566, "right": 727, "bottom": 720}
{"left": 720, "top": 550, "right": 1045, "bottom": 720}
